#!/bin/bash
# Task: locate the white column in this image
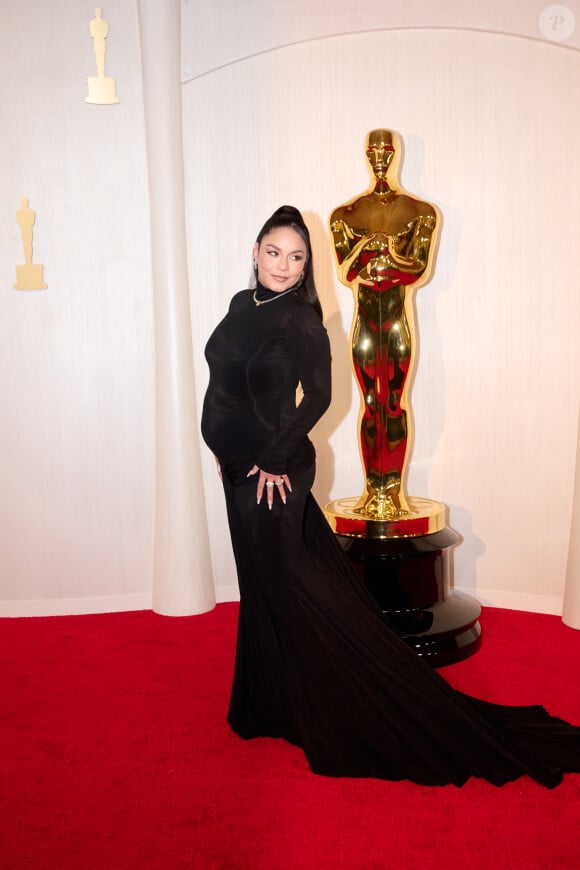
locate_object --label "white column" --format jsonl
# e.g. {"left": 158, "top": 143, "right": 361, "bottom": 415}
{"left": 563, "top": 408, "right": 580, "bottom": 629}
{"left": 137, "top": 0, "right": 215, "bottom": 615}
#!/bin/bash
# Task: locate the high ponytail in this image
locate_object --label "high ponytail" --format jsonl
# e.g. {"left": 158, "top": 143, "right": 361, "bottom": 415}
{"left": 255, "top": 206, "right": 323, "bottom": 320}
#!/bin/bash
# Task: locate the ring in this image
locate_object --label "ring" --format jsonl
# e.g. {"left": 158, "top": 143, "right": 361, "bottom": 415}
{"left": 265, "top": 481, "right": 275, "bottom": 488}
{"left": 276, "top": 479, "right": 284, "bottom": 485}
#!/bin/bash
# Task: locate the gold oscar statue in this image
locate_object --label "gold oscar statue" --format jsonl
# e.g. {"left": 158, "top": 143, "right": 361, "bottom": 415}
{"left": 326, "top": 128, "right": 444, "bottom": 538}
{"left": 85, "top": 7, "right": 119, "bottom": 105}
{"left": 14, "top": 198, "right": 47, "bottom": 291}
{"left": 325, "top": 130, "right": 481, "bottom": 664}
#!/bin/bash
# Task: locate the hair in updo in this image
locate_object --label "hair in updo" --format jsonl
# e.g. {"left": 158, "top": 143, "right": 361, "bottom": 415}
{"left": 255, "top": 205, "right": 323, "bottom": 320}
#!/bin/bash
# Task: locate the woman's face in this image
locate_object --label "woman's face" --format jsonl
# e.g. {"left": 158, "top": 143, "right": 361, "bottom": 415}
{"left": 253, "top": 227, "right": 307, "bottom": 293}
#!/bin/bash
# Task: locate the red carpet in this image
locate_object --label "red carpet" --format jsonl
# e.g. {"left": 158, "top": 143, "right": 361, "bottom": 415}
{"left": 1, "top": 604, "right": 579, "bottom": 869}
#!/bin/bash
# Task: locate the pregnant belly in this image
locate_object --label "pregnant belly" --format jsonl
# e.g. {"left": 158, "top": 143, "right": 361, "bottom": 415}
{"left": 202, "top": 395, "right": 268, "bottom": 467}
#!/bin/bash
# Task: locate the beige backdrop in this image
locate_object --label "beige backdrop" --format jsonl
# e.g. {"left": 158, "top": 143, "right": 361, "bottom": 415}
{"left": 1, "top": 0, "right": 579, "bottom": 616}
{"left": 0, "top": 0, "right": 155, "bottom": 615}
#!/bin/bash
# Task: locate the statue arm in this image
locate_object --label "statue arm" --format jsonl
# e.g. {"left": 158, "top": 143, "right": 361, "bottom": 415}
{"left": 387, "top": 215, "right": 436, "bottom": 276}
{"left": 330, "top": 218, "right": 383, "bottom": 271}
{"left": 330, "top": 218, "right": 356, "bottom": 262}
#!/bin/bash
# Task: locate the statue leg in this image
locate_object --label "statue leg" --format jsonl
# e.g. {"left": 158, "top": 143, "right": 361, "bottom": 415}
{"left": 22, "top": 230, "right": 33, "bottom": 266}
{"left": 352, "top": 290, "right": 411, "bottom": 518}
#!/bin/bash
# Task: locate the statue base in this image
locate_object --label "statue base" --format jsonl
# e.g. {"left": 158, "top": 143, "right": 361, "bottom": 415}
{"left": 324, "top": 497, "right": 482, "bottom": 666}
{"left": 14, "top": 264, "right": 47, "bottom": 290}
{"left": 85, "top": 76, "right": 119, "bottom": 105}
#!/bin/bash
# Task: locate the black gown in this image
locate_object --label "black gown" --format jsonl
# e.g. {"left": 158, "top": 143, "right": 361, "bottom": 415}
{"left": 201, "top": 284, "right": 580, "bottom": 788}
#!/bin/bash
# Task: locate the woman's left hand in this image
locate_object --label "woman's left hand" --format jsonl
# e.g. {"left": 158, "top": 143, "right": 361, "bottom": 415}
{"left": 247, "top": 465, "right": 292, "bottom": 510}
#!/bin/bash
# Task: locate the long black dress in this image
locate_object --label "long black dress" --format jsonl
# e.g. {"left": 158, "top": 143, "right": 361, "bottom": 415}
{"left": 201, "top": 284, "right": 580, "bottom": 788}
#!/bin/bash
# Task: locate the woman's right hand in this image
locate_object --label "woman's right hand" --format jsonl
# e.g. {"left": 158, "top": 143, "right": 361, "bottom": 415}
{"left": 247, "top": 465, "right": 292, "bottom": 510}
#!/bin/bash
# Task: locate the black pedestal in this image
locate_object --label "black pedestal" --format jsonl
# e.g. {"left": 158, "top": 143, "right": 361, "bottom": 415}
{"left": 338, "top": 527, "right": 482, "bottom": 666}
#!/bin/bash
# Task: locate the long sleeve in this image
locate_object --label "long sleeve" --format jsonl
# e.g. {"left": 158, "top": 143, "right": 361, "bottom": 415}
{"left": 256, "top": 306, "right": 331, "bottom": 474}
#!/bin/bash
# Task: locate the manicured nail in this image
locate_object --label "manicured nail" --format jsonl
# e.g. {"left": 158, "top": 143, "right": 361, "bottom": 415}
{"left": 257, "top": 498, "right": 261, "bottom": 505}
{"left": 268, "top": 504, "right": 272, "bottom": 511}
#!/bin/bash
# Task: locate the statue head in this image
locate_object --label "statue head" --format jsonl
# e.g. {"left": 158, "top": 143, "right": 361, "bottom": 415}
{"left": 365, "top": 129, "right": 397, "bottom": 181}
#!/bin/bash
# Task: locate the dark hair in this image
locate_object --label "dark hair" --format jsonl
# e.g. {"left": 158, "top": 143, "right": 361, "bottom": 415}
{"left": 255, "top": 205, "right": 323, "bottom": 320}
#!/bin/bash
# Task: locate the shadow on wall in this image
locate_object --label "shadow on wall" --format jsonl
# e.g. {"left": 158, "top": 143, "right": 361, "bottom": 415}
{"left": 447, "top": 503, "right": 486, "bottom": 595}
{"left": 304, "top": 210, "right": 353, "bottom": 506}
{"left": 398, "top": 131, "right": 462, "bottom": 503}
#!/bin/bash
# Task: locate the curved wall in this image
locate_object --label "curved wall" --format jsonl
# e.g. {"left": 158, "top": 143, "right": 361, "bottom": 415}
{"left": 183, "top": 23, "right": 580, "bottom": 612}
{"left": 181, "top": 0, "right": 580, "bottom": 80}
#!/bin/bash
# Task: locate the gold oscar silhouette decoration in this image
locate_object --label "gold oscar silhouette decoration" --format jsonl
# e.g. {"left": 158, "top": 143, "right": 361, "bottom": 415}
{"left": 14, "top": 198, "right": 47, "bottom": 291}
{"left": 85, "top": 7, "right": 119, "bottom": 105}
{"left": 325, "top": 130, "right": 481, "bottom": 665}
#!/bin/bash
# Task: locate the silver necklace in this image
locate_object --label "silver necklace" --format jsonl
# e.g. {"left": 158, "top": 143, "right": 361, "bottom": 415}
{"left": 252, "top": 287, "right": 295, "bottom": 307}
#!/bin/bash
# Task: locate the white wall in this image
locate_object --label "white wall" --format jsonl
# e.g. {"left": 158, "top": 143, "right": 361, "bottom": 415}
{"left": 183, "top": 5, "right": 580, "bottom": 613}
{"left": 0, "top": 0, "right": 155, "bottom": 615}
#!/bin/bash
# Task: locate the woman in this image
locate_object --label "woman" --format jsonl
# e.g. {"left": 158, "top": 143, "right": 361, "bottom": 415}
{"left": 201, "top": 205, "right": 580, "bottom": 787}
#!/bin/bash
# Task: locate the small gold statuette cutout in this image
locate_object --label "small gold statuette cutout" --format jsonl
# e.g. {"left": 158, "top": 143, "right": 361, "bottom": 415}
{"left": 85, "top": 7, "right": 119, "bottom": 105}
{"left": 14, "top": 198, "right": 47, "bottom": 291}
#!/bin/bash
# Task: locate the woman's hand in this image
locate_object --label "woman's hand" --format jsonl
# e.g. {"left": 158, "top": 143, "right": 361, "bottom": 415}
{"left": 247, "top": 465, "right": 292, "bottom": 510}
